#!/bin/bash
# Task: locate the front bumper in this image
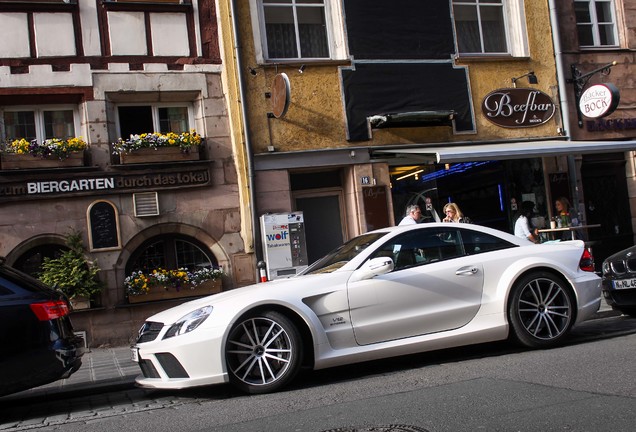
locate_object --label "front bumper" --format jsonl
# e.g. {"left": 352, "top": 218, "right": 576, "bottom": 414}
{"left": 133, "top": 327, "right": 228, "bottom": 390}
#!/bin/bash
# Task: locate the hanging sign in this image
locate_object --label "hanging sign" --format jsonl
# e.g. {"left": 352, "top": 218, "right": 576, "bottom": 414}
{"left": 482, "top": 88, "right": 556, "bottom": 128}
{"left": 579, "top": 83, "right": 620, "bottom": 119}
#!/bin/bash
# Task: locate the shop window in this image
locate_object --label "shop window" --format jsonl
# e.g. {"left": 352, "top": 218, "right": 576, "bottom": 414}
{"left": 116, "top": 105, "right": 191, "bottom": 140}
{"left": 574, "top": 0, "right": 618, "bottom": 48}
{"left": 126, "top": 235, "right": 217, "bottom": 275}
{"left": 250, "top": 0, "right": 347, "bottom": 63}
{"left": 2, "top": 107, "right": 77, "bottom": 142}
{"left": 12, "top": 244, "right": 68, "bottom": 278}
{"left": 452, "top": 0, "right": 529, "bottom": 57}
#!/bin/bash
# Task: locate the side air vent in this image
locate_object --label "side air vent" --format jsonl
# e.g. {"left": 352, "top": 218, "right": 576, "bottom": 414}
{"left": 133, "top": 192, "right": 159, "bottom": 217}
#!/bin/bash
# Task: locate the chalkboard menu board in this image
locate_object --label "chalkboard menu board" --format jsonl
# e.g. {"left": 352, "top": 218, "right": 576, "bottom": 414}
{"left": 88, "top": 201, "right": 121, "bottom": 251}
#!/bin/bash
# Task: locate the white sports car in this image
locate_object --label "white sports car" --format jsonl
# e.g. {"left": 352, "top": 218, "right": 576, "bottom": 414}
{"left": 131, "top": 223, "right": 601, "bottom": 394}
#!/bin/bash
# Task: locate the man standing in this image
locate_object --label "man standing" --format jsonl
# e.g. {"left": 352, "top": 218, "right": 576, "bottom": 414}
{"left": 398, "top": 204, "right": 421, "bottom": 225}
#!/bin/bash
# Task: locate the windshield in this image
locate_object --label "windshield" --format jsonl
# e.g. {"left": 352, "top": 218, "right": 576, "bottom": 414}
{"left": 301, "top": 233, "right": 387, "bottom": 275}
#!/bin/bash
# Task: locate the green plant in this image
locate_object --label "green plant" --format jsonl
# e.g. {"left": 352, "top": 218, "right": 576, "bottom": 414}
{"left": 39, "top": 231, "right": 103, "bottom": 300}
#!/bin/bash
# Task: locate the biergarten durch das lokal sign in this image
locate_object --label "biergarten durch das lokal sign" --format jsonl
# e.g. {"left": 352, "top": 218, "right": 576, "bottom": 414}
{"left": 0, "top": 168, "right": 210, "bottom": 202}
{"left": 481, "top": 88, "right": 556, "bottom": 128}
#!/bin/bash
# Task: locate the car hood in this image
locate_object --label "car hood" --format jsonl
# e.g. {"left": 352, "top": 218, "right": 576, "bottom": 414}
{"left": 604, "top": 245, "right": 636, "bottom": 263}
{"left": 144, "top": 271, "right": 350, "bottom": 324}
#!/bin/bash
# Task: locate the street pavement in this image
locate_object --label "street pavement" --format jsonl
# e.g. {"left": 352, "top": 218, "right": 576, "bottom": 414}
{"left": 0, "top": 298, "right": 622, "bottom": 403}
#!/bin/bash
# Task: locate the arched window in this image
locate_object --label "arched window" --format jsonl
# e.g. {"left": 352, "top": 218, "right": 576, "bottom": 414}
{"left": 125, "top": 235, "right": 218, "bottom": 275}
{"left": 13, "top": 244, "right": 68, "bottom": 278}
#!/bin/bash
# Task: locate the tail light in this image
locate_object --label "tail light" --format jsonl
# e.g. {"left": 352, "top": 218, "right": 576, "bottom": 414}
{"left": 579, "top": 248, "right": 595, "bottom": 272}
{"left": 30, "top": 300, "right": 70, "bottom": 321}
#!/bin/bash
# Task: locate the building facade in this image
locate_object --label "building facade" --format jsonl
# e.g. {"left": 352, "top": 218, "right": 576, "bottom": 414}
{"left": 232, "top": 0, "right": 635, "bottom": 275}
{"left": 0, "top": 0, "right": 254, "bottom": 346}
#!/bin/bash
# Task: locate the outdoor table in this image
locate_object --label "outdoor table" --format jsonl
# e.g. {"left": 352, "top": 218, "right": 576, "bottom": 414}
{"left": 537, "top": 224, "right": 601, "bottom": 241}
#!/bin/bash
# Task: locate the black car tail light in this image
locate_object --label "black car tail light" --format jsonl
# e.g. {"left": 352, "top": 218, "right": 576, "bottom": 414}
{"left": 30, "top": 300, "right": 70, "bottom": 321}
{"left": 579, "top": 248, "right": 595, "bottom": 272}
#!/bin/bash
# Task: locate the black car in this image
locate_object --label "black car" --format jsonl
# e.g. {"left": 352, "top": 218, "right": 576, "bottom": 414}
{"left": 602, "top": 246, "right": 636, "bottom": 317}
{"left": 0, "top": 257, "right": 85, "bottom": 397}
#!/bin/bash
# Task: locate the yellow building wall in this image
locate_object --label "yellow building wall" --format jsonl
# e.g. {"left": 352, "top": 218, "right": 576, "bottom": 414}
{"left": 233, "top": 1, "right": 560, "bottom": 154}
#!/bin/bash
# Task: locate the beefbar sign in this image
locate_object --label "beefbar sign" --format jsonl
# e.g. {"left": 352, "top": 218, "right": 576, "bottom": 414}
{"left": 482, "top": 88, "right": 556, "bottom": 128}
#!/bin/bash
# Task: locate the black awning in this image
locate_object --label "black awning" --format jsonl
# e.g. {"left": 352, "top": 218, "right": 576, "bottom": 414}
{"left": 368, "top": 110, "right": 455, "bottom": 129}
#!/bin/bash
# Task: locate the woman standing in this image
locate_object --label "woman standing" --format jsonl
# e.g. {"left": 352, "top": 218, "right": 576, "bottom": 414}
{"left": 442, "top": 202, "right": 471, "bottom": 223}
{"left": 514, "top": 201, "right": 539, "bottom": 243}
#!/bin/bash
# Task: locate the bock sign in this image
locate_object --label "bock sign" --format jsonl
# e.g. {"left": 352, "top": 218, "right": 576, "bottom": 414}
{"left": 482, "top": 88, "right": 556, "bottom": 128}
{"left": 579, "top": 83, "right": 620, "bottom": 119}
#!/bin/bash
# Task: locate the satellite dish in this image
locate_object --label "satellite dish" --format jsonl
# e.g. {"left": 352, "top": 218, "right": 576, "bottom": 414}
{"left": 271, "top": 73, "right": 291, "bottom": 118}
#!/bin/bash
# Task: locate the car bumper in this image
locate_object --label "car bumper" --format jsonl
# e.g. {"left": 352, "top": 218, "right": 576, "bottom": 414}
{"left": 601, "top": 282, "right": 636, "bottom": 308}
{"left": 574, "top": 275, "right": 602, "bottom": 324}
{"left": 133, "top": 328, "right": 228, "bottom": 390}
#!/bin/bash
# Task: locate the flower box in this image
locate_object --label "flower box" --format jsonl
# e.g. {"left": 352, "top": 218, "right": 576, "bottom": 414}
{"left": 128, "top": 278, "right": 222, "bottom": 303}
{"left": 119, "top": 146, "right": 200, "bottom": 164}
{"left": 1, "top": 151, "right": 85, "bottom": 170}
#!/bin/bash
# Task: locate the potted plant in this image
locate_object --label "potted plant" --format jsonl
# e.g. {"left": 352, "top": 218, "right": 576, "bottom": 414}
{"left": 1, "top": 137, "right": 87, "bottom": 169}
{"left": 112, "top": 130, "right": 202, "bottom": 164}
{"left": 38, "top": 230, "right": 103, "bottom": 310}
{"left": 125, "top": 266, "right": 223, "bottom": 303}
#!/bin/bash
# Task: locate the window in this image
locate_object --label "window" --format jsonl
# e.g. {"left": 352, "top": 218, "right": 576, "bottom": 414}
{"left": 2, "top": 107, "right": 77, "bottom": 142}
{"left": 126, "top": 235, "right": 217, "bottom": 275}
{"left": 116, "top": 105, "right": 191, "bottom": 140}
{"left": 13, "top": 244, "right": 68, "bottom": 278}
{"left": 250, "top": 0, "right": 346, "bottom": 62}
{"left": 574, "top": 0, "right": 618, "bottom": 47}
{"left": 452, "top": 0, "right": 529, "bottom": 57}
{"left": 371, "top": 228, "right": 465, "bottom": 271}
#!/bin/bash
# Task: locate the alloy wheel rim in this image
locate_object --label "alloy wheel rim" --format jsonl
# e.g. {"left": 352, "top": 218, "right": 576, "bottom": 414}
{"left": 226, "top": 317, "right": 293, "bottom": 386}
{"left": 517, "top": 277, "right": 572, "bottom": 340}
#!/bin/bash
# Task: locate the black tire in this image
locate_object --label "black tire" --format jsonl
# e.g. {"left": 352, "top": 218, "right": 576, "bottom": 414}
{"left": 508, "top": 272, "right": 574, "bottom": 348}
{"left": 225, "top": 311, "right": 303, "bottom": 394}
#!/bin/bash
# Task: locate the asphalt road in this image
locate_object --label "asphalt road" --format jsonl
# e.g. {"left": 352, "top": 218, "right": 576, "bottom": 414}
{"left": 1, "top": 315, "right": 635, "bottom": 432}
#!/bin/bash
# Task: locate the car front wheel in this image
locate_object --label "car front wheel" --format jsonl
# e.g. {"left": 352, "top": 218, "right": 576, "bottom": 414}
{"left": 225, "top": 311, "right": 302, "bottom": 394}
{"left": 508, "top": 272, "right": 574, "bottom": 348}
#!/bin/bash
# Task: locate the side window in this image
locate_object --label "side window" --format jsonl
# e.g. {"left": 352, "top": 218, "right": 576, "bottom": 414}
{"left": 574, "top": 0, "right": 618, "bottom": 48}
{"left": 371, "top": 228, "right": 465, "bottom": 271}
{"left": 117, "top": 105, "right": 191, "bottom": 139}
{"left": 452, "top": 0, "right": 529, "bottom": 57}
{"left": 459, "top": 229, "right": 516, "bottom": 255}
{"left": 250, "top": 0, "right": 347, "bottom": 63}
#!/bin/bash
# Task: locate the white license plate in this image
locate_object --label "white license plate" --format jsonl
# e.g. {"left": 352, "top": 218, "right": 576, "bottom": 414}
{"left": 131, "top": 347, "right": 139, "bottom": 363}
{"left": 613, "top": 278, "right": 636, "bottom": 290}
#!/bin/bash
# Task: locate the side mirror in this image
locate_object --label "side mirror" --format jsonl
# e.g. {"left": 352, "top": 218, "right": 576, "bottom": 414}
{"left": 349, "top": 257, "right": 394, "bottom": 282}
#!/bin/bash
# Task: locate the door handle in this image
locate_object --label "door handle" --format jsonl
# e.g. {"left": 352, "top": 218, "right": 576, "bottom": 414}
{"left": 456, "top": 267, "right": 478, "bottom": 276}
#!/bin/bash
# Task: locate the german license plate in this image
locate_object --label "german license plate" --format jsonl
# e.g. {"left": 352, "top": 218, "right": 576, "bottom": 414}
{"left": 131, "top": 347, "right": 139, "bottom": 362}
{"left": 613, "top": 278, "right": 636, "bottom": 290}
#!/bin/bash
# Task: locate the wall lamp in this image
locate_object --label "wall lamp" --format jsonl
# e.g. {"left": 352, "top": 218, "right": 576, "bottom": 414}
{"left": 298, "top": 64, "right": 306, "bottom": 74}
{"left": 511, "top": 71, "right": 538, "bottom": 88}
{"left": 567, "top": 61, "right": 617, "bottom": 128}
{"left": 248, "top": 66, "right": 258, "bottom": 76}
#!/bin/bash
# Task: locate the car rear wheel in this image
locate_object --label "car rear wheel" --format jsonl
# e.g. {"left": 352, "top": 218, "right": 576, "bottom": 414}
{"left": 225, "top": 311, "right": 302, "bottom": 394}
{"left": 508, "top": 272, "right": 574, "bottom": 348}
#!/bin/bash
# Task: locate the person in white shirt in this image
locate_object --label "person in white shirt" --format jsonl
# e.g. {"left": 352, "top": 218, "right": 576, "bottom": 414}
{"left": 514, "top": 200, "right": 539, "bottom": 243}
{"left": 398, "top": 204, "right": 421, "bottom": 225}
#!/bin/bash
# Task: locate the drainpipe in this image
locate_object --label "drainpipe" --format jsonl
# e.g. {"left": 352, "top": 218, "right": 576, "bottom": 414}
{"left": 548, "top": 0, "right": 581, "bottom": 222}
{"left": 230, "top": 0, "right": 262, "bottom": 263}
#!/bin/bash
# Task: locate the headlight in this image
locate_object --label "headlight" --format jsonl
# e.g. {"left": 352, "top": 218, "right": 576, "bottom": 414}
{"left": 163, "top": 306, "right": 213, "bottom": 339}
